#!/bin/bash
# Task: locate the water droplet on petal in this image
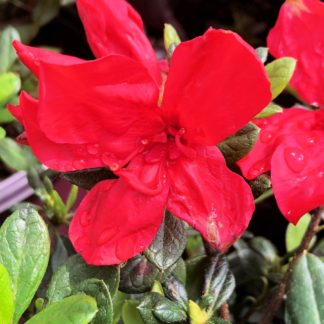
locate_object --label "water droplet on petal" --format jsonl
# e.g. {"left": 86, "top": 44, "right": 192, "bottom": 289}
{"left": 110, "top": 163, "right": 120, "bottom": 172}
{"left": 284, "top": 147, "right": 307, "bottom": 173}
{"left": 318, "top": 171, "right": 324, "bottom": 178}
{"left": 247, "top": 161, "right": 266, "bottom": 179}
{"left": 97, "top": 228, "right": 116, "bottom": 246}
{"left": 86, "top": 143, "right": 100, "bottom": 156}
{"left": 141, "top": 139, "right": 149, "bottom": 145}
{"left": 79, "top": 211, "right": 92, "bottom": 227}
{"left": 73, "top": 159, "right": 86, "bottom": 170}
{"left": 260, "top": 130, "right": 273, "bottom": 143}
{"left": 286, "top": 210, "right": 292, "bottom": 218}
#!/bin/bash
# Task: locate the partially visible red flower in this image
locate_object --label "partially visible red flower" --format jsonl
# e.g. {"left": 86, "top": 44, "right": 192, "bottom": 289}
{"left": 268, "top": 0, "right": 324, "bottom": 107}
{"left": 238, "top": 0, "right": 324, "bottom": 224}
{"left": 10, "top": 0, "right": 271, "bottom": 265}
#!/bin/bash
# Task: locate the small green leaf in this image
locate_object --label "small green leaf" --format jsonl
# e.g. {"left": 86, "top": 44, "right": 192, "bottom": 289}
{"left": 0, "top": 109, "right": 15, "bottom": 124}
{"left": 47, "top": 254, "right": 119, "bottom": 303}
{"left": 122, "top": 300, "right": 145, "bottom": 324}
{"left": 74, "top": 279, "right": 113, "bottom": 324}
{"left": 0, "top": 263, "right": 14, "bottom": 324}
{"left": 0, "top": 207, "right": 50, "bottom": 323}
{"left": 250, "top": 237, "right": 278, "bottom": 264}
{"left": 255, "top": 47, "right": 268, "bottom": 64}
{"left": 0, "top": 127, "right": 5, "bottom": 139}
{"left": 163, "top": 276, "right": 188, "bottom": 310}
{"left": 254, "top": 102, "right": 283, "bottom": 119}
{"left": 164, "top": 24, "right": 181, "bottom": 58}
{"left": 145, "top": 211, "right": 187, "bottom": 271}
{"left": 61, "top": 167, "right": 116, "bottom": 190}
{"left": 138, "top": 292, "right": 165, "bottom": 324}
{"left": 153, "top": 299, "right": 187, "bottom": 322}
{"left": 266, "top": 57, "right": 297, "bottom": 99}
{"left": 26, "top": 294, "right": 98, "bottom": 324}
{"left": 0, "top": 26, "right": 20, "bottom": 73}
{"left": 188, "top": 300, "right": 209, "bottom": 324}
{"left": 286, "top": 253, "right": 324, "bottom": 323}
{"left": 65, "top": 184, "right": 78, "bottom": 211}
{"left": 286, "top": 213, "right": 314, "bottom": 253}
{"left": 0, "top": 72, "right": 21, "bottom": 106}
{"left": 218, "top": 123, "right": 259, "bottom": 165}
{"left": 112, "top": 291, "right": 126, "bottom": 324}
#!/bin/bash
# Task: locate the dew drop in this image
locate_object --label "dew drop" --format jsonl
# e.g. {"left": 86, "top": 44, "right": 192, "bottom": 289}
{"left": 247, "top": 161, "right": 265, "bottom": 179}
{"left": 110, "top": 163, "right": 120, "bottom": 172}
{"left": 97, "top": 228, "right": 116, "bottom": 246}
{"left": 86, "top": 143, "right": 100, "bottom": 156}
{"left": 284, "top": 147, "right": 307, "bottom": 173}
{"left": 286, "top": 210, "right": 292, "bottom": 218}
{"left": 318, "top": 171, "right": 324, "bottom": 178}
{"left": 260, "top": 130, "right": 273, "bottom": 143}
{"left": 79, "top": 211, "right": 92, "bottom": 227}
{"left": 73, "top": 159, "right": 86, "bottom": 170}
{"left": 141, "top": 139, "right": 149, "bottom": 145}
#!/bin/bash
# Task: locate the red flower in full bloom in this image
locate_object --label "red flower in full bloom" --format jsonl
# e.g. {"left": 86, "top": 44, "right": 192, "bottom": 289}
{"left": 238, "top": 0, "right": 324, "bottom": 224}
{"left": 268, "top": 0, "right": 324, "bottom": 107}
{"left": 10, "top": 0, "right": 271, "bottom": 265}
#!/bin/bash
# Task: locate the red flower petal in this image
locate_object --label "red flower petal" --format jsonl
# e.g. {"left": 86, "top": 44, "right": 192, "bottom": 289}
{"left": 267, "top": 0, "right": 324, "bottom": 107}
{"left": 167, "top": 146, "right": 254, "bottom": 252}
{"left": 238, "top": 108, "right": 316, "bottom": 179}
{"left": 8, "top": 92, "right": 116, "bottom": 172}
{"left": 162, "top": 28, "right": 271, "bottom": 146}
{"left": 13, "top": 41, "right": 84, "bottom": 77}
{"left": 76, "top": 0, "right": 161, "bottom": 85}
{"left": 36, "top": 55, "right": 164, "bottom": 167}
{"left": 271, "top": 131, "right": 324, "bottom": 223}
{"left": 69, "top": 179, "right": 168, "bottom": 265}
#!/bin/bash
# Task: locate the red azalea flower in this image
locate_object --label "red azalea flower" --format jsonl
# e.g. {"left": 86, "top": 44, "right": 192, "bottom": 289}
{"left": 238, "top": 0, "right": 324, "bottom": 224}
{"left": 268, "top": 0, "right": 324, "bottom": 107}
{"left": 10, "top": 0, "right": 271, "bottom": 265}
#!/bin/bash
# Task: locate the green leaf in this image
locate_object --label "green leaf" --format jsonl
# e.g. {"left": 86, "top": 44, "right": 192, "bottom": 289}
{"left": 0, "top": 109, "right": 15, "bottom": 124}
{"left": 254, "top": 102, "right": 283, "bottom": 119}
{"left": 65, "top": 184, "right": 78, "bottom": 211}
{"left": 26, "top": 294, "right": 98, "bottom": 324}
{"left": 51, "top": 234, "right": 69, "bottom": 273}
{"left": 0, "top": 263, "right": 14, "bottom": 324}
{"left": 218, "top": 123, "right": 259, "bottom": 165}
{"left": 138, "top": 292, "right": 165, "bottom": 324}
{"left": 122, "top": 300, "right": 145, "bottom": 324}
{"left": 0, "top": 72, "right": 21, "bottom": 106}
{"left": 163, "top": 276, "right": 188, "bottom": 310}
{"left": 250, "top": 237, "right": 278, "bottom": 264}
{"left": 145, "top": 211, "right": 187, "bottom": 271}
{"left": 249, "top": 174, "right": 272, "bottom": 199}
{"left": 61, "top": 167, "right": 116, "bottom": 190}
{"left": 112, "top": 291, "right": 125, "bottom": 324}
{"left": 74, "top": 279, "right": 113, "bottom": 324}
{"left": 0, "top": 26, "right": 20, "bottom": 73}
{"left": 153, "top": 299, "right": 187, "bottom": 322}
{"left": 0, "top": 207, "right": 50, "bottom": 323}
{"left": 265, "top": 57, "right": 297, "bottom": 99}
{"left": 0, "top": 127, "right": 5, "bottom": 139}
{"left": 201, "top": 255, "right": 235, "bottom": 313}
{"left": 47, "top": 254, "right": 119, "bottom": 303}
{"left": 164, "top": 24, "right": 181, "bottom": 58}
{"left": 286, "top": 253, "right": 324, "bottom": 324}
{"left": 120, "top": 255, "right": 160, "bottom": 294}
{"left": 0, "top": 138, "right": 38, "bottom": 171}
{"left": 208, "top": 315, "right": 232, "bottom": 324}
{"left": 286, "top": 213, "right": 314, "bottom": 253}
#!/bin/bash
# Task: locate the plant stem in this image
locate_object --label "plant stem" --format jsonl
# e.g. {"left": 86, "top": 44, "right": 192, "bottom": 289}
{"left": 254, "top": 189, "right": 273, "bottom": 205}
{"left": 260, "top": 206, "right": 323, "bottom": 324}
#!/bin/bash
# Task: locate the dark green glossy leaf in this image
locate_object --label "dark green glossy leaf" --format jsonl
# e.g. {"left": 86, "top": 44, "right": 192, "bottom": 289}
{"left": 250, "top": 237, "right": 278, "bottom": 264}
{"left": 218, "top": 123, "right": 259, "bottom": 165}
{"left": 145, "top": 211, "right": 187, "bottom": 271}
{"left": 47, "top": 254, "right": 119, "bottom": 303}
{"left": 0, "top": 263, "right": 14, "bottom": 324}
{"left": 286, "top": 253, "right": 324, "bottom": 324}
{"left": 26, "top": 294, "right": 98, "bottom": 324}
{"left": 74, "top": 279, "right": 113, "bottom": 324}
{"left": 122, "top": 300, "right": 144, "bottom": 324}
{"left": 171, "top": 257, "right": 187, "bottom": 284}
{"left": 61, "top": 167, "right": 116, "bottom": 190}
{"left": 0, "top": 26, "right": 20, "bottom": 73}
{"left": 266, "top": 57, "right": 297, "bottom": 99}
{"left": 138, "top": 292, "right": 165, "bottom": 324}
{"left": 0, "top": 207, "right": 50, "bottom": 323}
{"left": 202, "top": 255, "right": 235, "bottom": 312}
{"left": 163, "top": 276, "right": 188, "bottom": 310}
{"left": 120, "top": 255, "right": 160, "bottom": 294}
{"left": 208, "top": 315, "right": 232, "bottom": 324}
{"left": 153, "top": 299, "right": 187, "bottom": 323}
